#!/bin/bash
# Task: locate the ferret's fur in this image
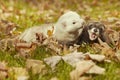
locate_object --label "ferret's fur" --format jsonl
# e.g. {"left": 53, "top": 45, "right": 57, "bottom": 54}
{"left": 77, "top": 22, "right": 112, "bottom": 45}
{"left": 19, "top": 11, "right": 85, "bottom": 45}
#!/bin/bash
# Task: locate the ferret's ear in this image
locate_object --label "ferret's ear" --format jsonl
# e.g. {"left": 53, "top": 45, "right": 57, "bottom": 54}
{"left": 100, "top": 25, "right": 105, "bottom": 31}
{"left": 61, "top": 21, "right": 66, "bottom": 27}
{"left": 87, "top": 23, "right": 93, "bottom": 29}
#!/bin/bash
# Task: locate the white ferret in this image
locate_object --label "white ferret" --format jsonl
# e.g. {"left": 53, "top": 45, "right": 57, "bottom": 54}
{"left": 19, "top": 11, "right": 85, "bottom": 45}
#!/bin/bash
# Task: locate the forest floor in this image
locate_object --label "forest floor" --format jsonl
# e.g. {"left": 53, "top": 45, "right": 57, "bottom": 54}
{"left": 0, "top": 0, "right": 120, "bottom": 80}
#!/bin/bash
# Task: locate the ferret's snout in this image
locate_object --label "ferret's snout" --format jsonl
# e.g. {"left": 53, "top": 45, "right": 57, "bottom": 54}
{"left": 80, "top": 20, "right": 85, "bottom": 28}
{"left": 81, "top": 19, "right": 85, "bottom": 25}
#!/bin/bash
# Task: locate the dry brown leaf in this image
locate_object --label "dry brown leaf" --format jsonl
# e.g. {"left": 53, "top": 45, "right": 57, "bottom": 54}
{"left": 78, "top": 76, "right": 91, "bottom": 80}
{"left": 68, "top": 44, "right": 80, "bottom": 53}
{"left": 15, "top": 42, "right": 37, "bottom": 58}
{"left": 50, "top": 77, "right": 58, "bottom": 80}
{"left": 114, "top": 51, "right": 120, "bottom": 62}
{"left": 9, "top": 67, "right": 29, "bottom": 80}
{"left": 26, "top": 59, "right": 46, "bottom": 74}
{"left": 43, "top": 37, "right": 62, "bottom": 54}
{"left": 109, "top": 30, "right": 119, "bottom": 44}
{"left": 15, "top": 42, "right": 33, "bottom": 49}
{"left": 0, "top": 62, "right": 8, "bottom": 80}
{"left": 86, "top": 53, "right": 105, "bottom": 62}
{"left": 62, "top": 51, "right": 85, "bottom": 67}
{"left": 44, "top": 56, "right": 62, "bottom": 70}
{"left": 0, "top": 38, "right": 15, "bottom": 51}
{"left": 0, "top": 20, "right": 17, "bottom": 36}
{"left": 107, "top": 17, "right": 119, "bottom": 23}
{"left": 70, "top": 60, "right": 105, "bottom": 80}
{"left": 36, "top": 32, "right": 47, "bottom": 44}
{"left": 98, "top": 38, "right": 115, "bottom": 57}
{"left": 70, "top": 60, "right": 94, "bottom": 80}
{"left": 86, "top": 65, "right": 105, "bottom": 74}
{"left": 115, "top": 32, "right": 120, "bottom": 51}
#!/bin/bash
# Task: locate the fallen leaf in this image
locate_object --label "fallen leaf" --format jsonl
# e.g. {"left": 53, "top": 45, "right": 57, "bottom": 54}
{"left": 62, "top": 51, "right": 85, "bottom": 67}
{"left": 86, "top": 53, "right": 105, "bottom": 62}
{"left": 36, "top": 32, "right": 47, "bottom": 44}
{"left": 86, "top": 64, "right": 105, "bottom": 74}
{"left": 26, "top": 59, "right": 46, "bottom": 74}
{"left": 78, "top": 76, "right": 91, "bottom": 80}
{"left": 114, "top": 50, "right": 120, "bottom": 62}
{"left": 9, "top": 67, "right": 29, "bottom": 80}
{"left": 70, "top": 60, "right": 105, "bottom": 80}
{"left": 43, "top": 37, "right": 62, "bottom": 54}
{"left": 15, "top": 41, "right": 37, "bottom": 58}
{"left": 107, "top": 17, "right": 119, "bottom": 23}
{"left": 70, "top": 60, "right": 94, "bottom": 80}
{"left": 0, "top": 62, "right": 8, "bottom": 80}
{"left": 44, "top": 56, "right": 62, "bottom": 70}
{"left": 50, "top": 77, "right": 58, "bottom": 80}
{"left": 0, "top": 38, "right": 15, "bottom": 51}
{"left": 98, "top": 38, "right": 115, "bottom": 57}
{"left": 0, "top": 20, "right": 17, "bottom": 36}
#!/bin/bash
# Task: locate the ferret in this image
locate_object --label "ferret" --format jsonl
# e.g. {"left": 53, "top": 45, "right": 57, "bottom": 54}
{"left": 77, "top": 22, "right": 112, "bottom": 45}
{"left": 19, "top": 11, "right": 85, "bottom": 45}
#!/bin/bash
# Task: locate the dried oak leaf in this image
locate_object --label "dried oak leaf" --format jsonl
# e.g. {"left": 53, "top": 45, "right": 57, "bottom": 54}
{"left": 0, "top": 61, "right": 8, "bottom": 80}
{"left": 26, "top": 59, "right": 46, "bottom": 74}
{"left": 9, "top": 67, "right": 29, "bottom": 80}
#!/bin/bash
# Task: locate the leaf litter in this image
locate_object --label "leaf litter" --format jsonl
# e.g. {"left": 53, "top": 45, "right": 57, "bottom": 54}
{"left": 0, "top": 15, "right": 120, "bottom": 80}
{"left": 0, "top": 0, "right": 120, "bottom": 80}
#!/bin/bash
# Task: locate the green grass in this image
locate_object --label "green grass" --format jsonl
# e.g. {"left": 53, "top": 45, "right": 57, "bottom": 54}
{"left": 0, "top": 0, "right": 120, "bottom": 80}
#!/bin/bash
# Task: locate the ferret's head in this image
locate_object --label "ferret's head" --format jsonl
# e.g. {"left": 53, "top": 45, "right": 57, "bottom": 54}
{"left": 55, "top": 11, "right": 85, "bottom": 34}
{"left": 53, "top": 11, "right": 85, "bottom": 43}
{"left": 86, "top": 22, "right": 105, "bottom": 41}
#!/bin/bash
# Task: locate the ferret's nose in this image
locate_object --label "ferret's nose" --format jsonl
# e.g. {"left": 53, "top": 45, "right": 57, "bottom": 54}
{"left": 81, "top": 19, "right": 85, "bottom": 24}
{"left": 82, "top": 21, "right": 85, "bottom": 26}
{"left": 94, "top": 29, "right": 98, "bottom": 32}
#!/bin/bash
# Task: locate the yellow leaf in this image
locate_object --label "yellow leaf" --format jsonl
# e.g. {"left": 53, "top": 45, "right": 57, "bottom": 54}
{"left": 47, "top": 26, "right": 54, "bottom": 37}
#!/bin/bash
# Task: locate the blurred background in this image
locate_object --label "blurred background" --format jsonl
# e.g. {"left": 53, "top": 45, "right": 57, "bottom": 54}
{"left": 0, "top": 0, "right": 120, "bottom": 31}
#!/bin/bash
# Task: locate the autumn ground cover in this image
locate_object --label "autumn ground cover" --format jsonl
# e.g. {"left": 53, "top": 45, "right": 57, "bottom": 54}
{"left": 0, "top": 0, "right": 120, "bottom": 80}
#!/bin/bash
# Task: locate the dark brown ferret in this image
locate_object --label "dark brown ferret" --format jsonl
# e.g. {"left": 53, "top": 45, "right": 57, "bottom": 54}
{"left": 76, "top": 22, "right": 112, "bottom": 45}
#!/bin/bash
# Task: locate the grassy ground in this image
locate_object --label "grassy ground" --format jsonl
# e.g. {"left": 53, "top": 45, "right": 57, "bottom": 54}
{"left": 0, "top": 0, "right": 120, "bottom": 80}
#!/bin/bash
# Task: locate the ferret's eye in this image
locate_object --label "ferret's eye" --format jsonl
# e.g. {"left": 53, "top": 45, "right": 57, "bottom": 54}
{"left": 73, "top": 22, "right": 76, "bottom": 24}
{"left": 89, "top": 25, "right": 93, "bottom": 29}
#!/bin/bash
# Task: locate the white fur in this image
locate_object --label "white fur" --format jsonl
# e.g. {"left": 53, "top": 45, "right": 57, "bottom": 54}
{"left": 19, "top": 24, "right": 54, "bottom": 42}
{"left": 53, "top": 11, "right": 85, "bottom": 44}
{"left": 19, "top": 11, "right": 85, "bottom": 44}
